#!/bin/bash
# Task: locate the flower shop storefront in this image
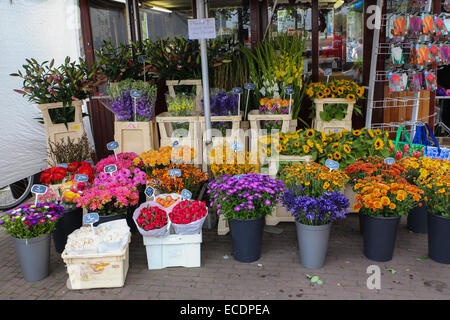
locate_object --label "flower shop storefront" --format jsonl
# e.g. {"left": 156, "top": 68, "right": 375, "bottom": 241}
{"left": 1, "top": 0, "right": 450, "bottom": 294}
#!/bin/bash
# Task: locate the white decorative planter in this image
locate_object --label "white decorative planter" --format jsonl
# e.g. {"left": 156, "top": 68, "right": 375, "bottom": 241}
{"left": 312, "top": 98, "right": 354, "bottom": 134}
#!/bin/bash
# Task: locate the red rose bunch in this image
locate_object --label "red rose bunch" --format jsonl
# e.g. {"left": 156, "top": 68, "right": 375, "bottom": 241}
{"left": 136, "top": 206, "right": 168, "bottom": 231}
{"left": 169, "top": 200, "right": 207, "bottom": 224}
{"left": 40, "top": 166, "right": 67, "bottom": 185}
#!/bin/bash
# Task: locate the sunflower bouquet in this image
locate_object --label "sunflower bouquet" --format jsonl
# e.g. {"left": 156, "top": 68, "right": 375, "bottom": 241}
{"left": 258, "top": 128, "right": 394, "bottom": 169}
{"left": 209, "top": 144, "right": 260, "bottom": 178}
{"left": 306, "top": 80, "right": 364, "bottom": 122}
{"left": 352, "top": 176, "right": 423, "bottom": 217}
{"left": 306, "top": 80, "right": 364, "bottom": 102}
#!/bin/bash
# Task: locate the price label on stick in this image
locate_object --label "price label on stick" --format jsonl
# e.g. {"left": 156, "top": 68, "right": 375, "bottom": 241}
{"left": 138, "top": 55, "right": 149, "bottom": 64}
{"left": 83, "top": 212, "right": 99, "bottom": 230}
{"left": 130, "top": 90, "right": 143, "bottom": 99}
{"left": 169, "top": 169, "right": 181, "bottom": 178}
{"left": 145, "top": 186, "right": 155, "bottom": 198}
{"left": 181, "top": 189, "right": 192, "bottom": 200}
{"left": 244, "top": 83, "right": 255, "bottom": 91}
{"left": 56, "top": 163, "right": 68, "bottom": 168}
{"left": 104, "top": 164, "right": 117, "bottom": 175}
{"left": 107, "top": 141, "right": 119, "bottom": 151}
{"left": 172, "top": 140, "right": 179, "bottom": 148}
{"left": 384, "top": 157, "right": 395, "bottom": 165}
{"left": 74, "top": 174, "right": 89, "bottom": 182}
{"left": 325, "top": 159, "right": 340, "bottom": 171}
{"left": 31, "top": 184, "right": 48, "bottom": 205}
{"left": 232, "top": 87, "right": 243, "bottom": 95}
{"left": 230, "top": 142, "right": 243, "bottom": 152}
{"left": 234, "top": 174, "right": 244, "bottom": 180}
{"left": 284, "top": 86, "right": 294, "bottom": 95}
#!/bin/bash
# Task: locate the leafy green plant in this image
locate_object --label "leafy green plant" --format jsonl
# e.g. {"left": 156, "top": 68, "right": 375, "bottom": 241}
{"left": 320, "top": 103, "right": 348, "bottom": 121}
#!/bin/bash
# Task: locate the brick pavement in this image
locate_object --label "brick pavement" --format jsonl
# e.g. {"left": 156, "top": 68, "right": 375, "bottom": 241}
{"left": 0, "top": 214, "right": 448, "bottom": 300}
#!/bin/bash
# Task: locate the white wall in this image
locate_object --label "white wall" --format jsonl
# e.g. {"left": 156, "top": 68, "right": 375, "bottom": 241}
{"left": 0, "top": 0, "right": 82, "bottom": 186}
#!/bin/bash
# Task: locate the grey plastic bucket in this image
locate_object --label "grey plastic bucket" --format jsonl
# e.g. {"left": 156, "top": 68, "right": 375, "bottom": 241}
{"left": 296, "top": 222, "right": 332, "bottom": 269}
{"left": 14, "top": 233, "right": 51, "bottom": 282}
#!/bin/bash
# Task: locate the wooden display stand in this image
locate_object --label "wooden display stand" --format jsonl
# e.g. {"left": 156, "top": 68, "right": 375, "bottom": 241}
{"left": 266, "top": 154, "right": 313, "bottom": 177}
{"left": 248, "top": 110, "right": 297, "bottom": 153}
{"left": 199, "top": 112, "right": 244, "bottom": 172}
{"left": 312, "top": 98, "right": 354, "bottom": 134}
{"left": 38, "top": 101, "right": 85, "bottom": 161}
{"left": 114, "top": 117, "right": 159, "bottom": 155}
{"left": 155, "top": 112, "right": 202, "bottom": 165}
{"left": 166, "top": 79, "right": 203, "bottom": 113}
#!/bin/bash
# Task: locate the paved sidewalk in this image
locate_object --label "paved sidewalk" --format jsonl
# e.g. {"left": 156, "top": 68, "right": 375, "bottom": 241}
{"left": 0, "top": 214, "right": 448, "bottom": 300}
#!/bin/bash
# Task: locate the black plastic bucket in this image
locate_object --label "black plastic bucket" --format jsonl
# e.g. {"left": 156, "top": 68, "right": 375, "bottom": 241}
{"left": 427, "top": 212, "right": 450, "bottom": 264}
{"left": 229, "top": 216, "right": 265, "bottom": 263}
{"left": 363, "top": 215, "right": 400, "bottom": 262}
{"left": 52, "top": 207, "right": 83, "bottom": 253}
{"left": 407, "top": 204, "right": 428, "bottom": 234}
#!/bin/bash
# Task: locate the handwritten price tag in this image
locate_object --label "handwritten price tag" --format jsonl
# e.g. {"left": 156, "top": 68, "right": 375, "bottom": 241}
{"left": 74, "top": 174, "right": 89, "bottom": 182}
{"left": 169, "top": 169, "right": 182, "bottom": 178}
{"left": 325, "top": 159, "right": 340, "bottom": 171}
{"left": 384, "top": 157, "right": 395, "bottom": 165}
{"left": 244, "top": 83, "right": 255, "bottom": 91}
{"left": 234, "top": 174, "right": 244, "bottom": 179}
{"left": 173, "top": 140, "right": 179, "bottom": 148}
{"left": 181, "top": 189, "right": 192, "bottom": 200}
{"left": 104, "top": 164, "right": 117, "bottom": 174}
{"left": 130, "top": 90, "right": 143, "bottom": 99}
{"left": 56, "top": 163, "right": 68, "bottom": 168}
{"left": 232, "top": 87, "right": 243, "bottom": 94}
{"left": 284, "top": 86, "right": 294, "bottom": 95}
{"left": 107, "top": 141, "right": 119, "bottom": 151}
{"left": 230, "top": 142, "right": 243, "bottom": 152}
{"left": 31, "top": 184, "right": 48, "bottom": 195}
{"left": 83, "top": 212, "right": 99, "bottom": 225}
{"left": 145, "top": 186, "right": 154, "bottom": 198}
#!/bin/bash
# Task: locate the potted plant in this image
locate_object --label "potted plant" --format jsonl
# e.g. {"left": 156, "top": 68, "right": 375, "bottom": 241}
{"left": 51, "top": 162, "right": 94, "bottom": 253}
{"left": 107, "top": 79, "right": 159, "bottom": 154}
{"left": 418, "top": 158, "right": 450, "bottom": 264}
{"left": 11, "top": 57, "right": 106, "bottom": 154}
{"left": 47, "top": 133, "right": 95, "bottom": 167}
{"left": 166, "top": 93, "right": 196, "bottom": 133}
{"left": 207, "top": 173, "right": 285, "bottom": 262}
{"left": 345, "top": 155, "right": 408, "bottom": 233}
{"left": 353, "top": 176, "right": 423, "bottom": 262}
{"left": 306, "top": 80, "right": 364, "bottom": 133}
{"left": 0, "top": 203, "right": 64, "bottom": 281}
{"left": 399, "top": 156, "right": 428, "bottom": 233}
{"left": 279, "top": 162, "right": 349, "bottom": 269}
{"left": 76, "top": 162, "right": 146, "bottom": 226}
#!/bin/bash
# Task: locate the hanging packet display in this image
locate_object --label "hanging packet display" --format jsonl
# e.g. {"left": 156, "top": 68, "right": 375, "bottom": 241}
{"left": 440, "top": 43, "right": 450, "bottom": 64}
{"left": 412, "top": 72, "right": 424, "bottom": 91}
{"left": 409, "top": 15, "right": 423, "bottom": 37}
{"left": 411, "top": 0, "right": 428, "bottom": 9}
{"left": 434, "top": 15, "right": 449, "bottom": 37}
{"left": 428, "top": 43, "right": 441, "bottom": 64}
{"left": 422, "top": 14, "right": 436, "bottom": 35}
{"left": 443, "top": 14, "right": 450, "bottom": 35}
{"left": 390, "top": 43, "right": 405, "bottom": 66}
{"left": 388, "top": 14, "right": 408, "bottom": 39}
{"left": 415, "top": 43, "right": 430, "bottom": 65}
{"left": 424, "top": 69, "right": 437, "bottom": 90}
{"left": 388, "top": 71, "right": 409, "bottom": 92}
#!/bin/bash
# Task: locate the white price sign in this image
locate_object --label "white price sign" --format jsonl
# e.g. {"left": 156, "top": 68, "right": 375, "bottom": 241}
{"left": 188, "top": 18, "right": 216, "bottom": 39}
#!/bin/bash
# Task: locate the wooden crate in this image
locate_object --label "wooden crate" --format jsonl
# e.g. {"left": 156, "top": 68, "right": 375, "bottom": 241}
{"left": 114, "top": 118, "right": 159, "bottom": 155}
{"left": 166, "top": 79, "right": 203, "bottom": 113}
{"left": 155, "top": 112, "right": 202, "bottom": 165}
{"left": 312, "top": 98, "right": 354, "bottom": 134}
{"left": 38, "top": 101, "right": 85, "bottom": 157}
{"left": 248, "top": 110, "right": 297, "bottom": 153}
{"left": 199, "top": 113, "right": 244, "bottom": 171}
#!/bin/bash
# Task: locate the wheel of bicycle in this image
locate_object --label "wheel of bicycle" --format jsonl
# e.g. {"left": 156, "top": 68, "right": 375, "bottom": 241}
{"left": 0, "top": 176, "right": 34, "bottom": 211}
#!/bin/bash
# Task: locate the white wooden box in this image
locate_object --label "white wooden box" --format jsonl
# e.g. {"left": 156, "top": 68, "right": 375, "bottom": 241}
{"left": 143, "top": 231, "right": 202, "bottom": 270}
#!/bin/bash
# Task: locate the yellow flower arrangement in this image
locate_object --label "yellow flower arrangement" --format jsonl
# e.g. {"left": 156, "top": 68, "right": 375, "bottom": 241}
{"left": 209, "top": 143, "right": 260, "bottom": 178}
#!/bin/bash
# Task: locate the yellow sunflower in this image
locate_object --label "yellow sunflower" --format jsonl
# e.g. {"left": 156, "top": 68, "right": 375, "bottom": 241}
{"left": 317, "top": 91, "right": 325, "bottom": 99}
{"left": 327, "top": 153, "right": 334, "bottom": 160}
{"left": 368, "top": 129, "right": 375, "bottom": 138}
{"left": 334, "top": 152, "right": 342, "bottom": 160}
{"left": 306, "top": 129, "right": 315, "bottom": 138}
{"left": 374, "top": 138, "right": 384, "bottom": 150}
{"left": 356, "top": 86, "right": 364, "bottom": 97}
{"left": 294, "top": 141, "right": 300, "bottom": 147}
{"left": 346, "top": 94, "right": 356, "bottom": 103}
{"left": 302, "top": 145, "right": 311, "bottom": 154}
{"left": 306, "top": 139, "right": 314, "bottom": 148}
{"left": 352, "top": 129, "right": 363, "bottom": 136}
{"left": 374, "top": 129, "right": 383, "bottom": 136}
{"left": 343, "top": 144, "right": 351, "bottom": 154}
{"left": 389, "top": 140, "right": 395, "bottom": 150}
